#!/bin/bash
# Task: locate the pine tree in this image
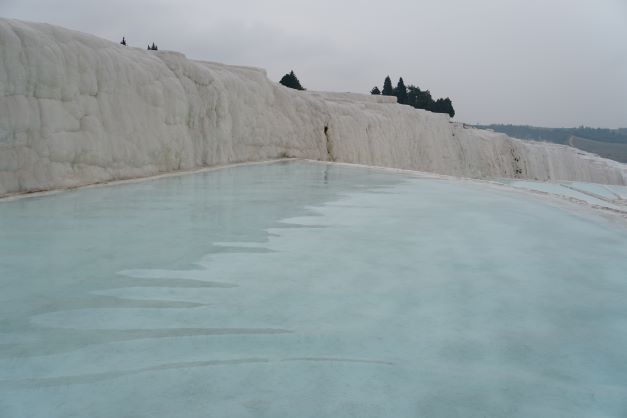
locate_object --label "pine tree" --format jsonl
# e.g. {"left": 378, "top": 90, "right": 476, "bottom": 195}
{"left": 279, "top": 70, "right": 305, "bottom": 91}
{"left": 395, "top": 77, "right": 408, "bottom": 105}
{"left": 420, "top": 90, "right": 433, "bottom": 111}
{"left": 120, "top": 37, "right": 126, "bottom": 46}
{"left": 443, "top": 98, "right": 455, "bottom": 118}
{"left": 370, "top": 86, "right": 381, "bottom": 95}
{"left": 433, "top": 98, "right": 445, "bottom": 113}
{"left": 381, "top": 76, "right": 394, "bottom": 96}
{"left": 406, "top": 85, "right": 421, "bottom": 108}
{"left": 431, "top": 98, "right": 455, "bottom": 117}
{"left": 375, "top": 76, "right": 455, "bottom": 116}
{"left": 148, "top": 44, "right": 151, "bottom": 50}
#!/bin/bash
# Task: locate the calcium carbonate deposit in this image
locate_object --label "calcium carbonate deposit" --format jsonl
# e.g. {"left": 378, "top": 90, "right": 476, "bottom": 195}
{"left": 0, "top": 18, "right": 625, "bottom": 196}
{"left": 2, "top": 161, "right": 627, "bottom": 418}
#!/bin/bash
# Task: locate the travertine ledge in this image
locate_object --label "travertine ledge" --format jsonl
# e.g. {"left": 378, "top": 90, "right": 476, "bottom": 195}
{"left": 1, "top": 19, "right": 625, "bottom": 196}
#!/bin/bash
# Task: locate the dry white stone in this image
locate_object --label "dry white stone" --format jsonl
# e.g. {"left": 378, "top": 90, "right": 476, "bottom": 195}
{"left": 1, "top": 19, "right": 625, "bottom": 196}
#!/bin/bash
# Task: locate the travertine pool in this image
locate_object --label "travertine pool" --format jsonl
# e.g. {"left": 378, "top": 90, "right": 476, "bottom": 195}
{"left": 1, "top": 161, "right": 627, "bottom": 417}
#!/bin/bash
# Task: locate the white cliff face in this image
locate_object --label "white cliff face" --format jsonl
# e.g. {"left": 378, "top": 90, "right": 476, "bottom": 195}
{"left": 0, "top": 19, "right": 625, "bottom": 196}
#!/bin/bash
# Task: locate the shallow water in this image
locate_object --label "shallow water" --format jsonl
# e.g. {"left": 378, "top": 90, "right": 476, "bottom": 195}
{"left": 1, "top": 161, "right": 627, "bottom": 417}
{"left": 502, "top": 180, "right": 627, "bottom": 211}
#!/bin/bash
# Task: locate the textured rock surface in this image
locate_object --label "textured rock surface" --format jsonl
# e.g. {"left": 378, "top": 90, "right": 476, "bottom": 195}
{"left": 1, "top": 19, "right": 625, "bottom": 196}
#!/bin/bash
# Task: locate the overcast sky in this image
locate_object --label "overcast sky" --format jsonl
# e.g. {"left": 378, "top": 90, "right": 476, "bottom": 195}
{"left": 2, "top": 0, "right": 626, "bottom": 127}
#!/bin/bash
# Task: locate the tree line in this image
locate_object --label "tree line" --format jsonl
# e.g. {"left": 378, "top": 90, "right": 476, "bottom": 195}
{"left": 372, "top": 76, "right": 455, "bottom": 118}
{"left": 119, "top": 39, "right": 456, "bottom": 119}
{"left": 474, "top": 124, "right": 627, "bottom": 145}
{"left": 277, "top": 70, "right": 455, "bottom": 118}
{"left": 119, "top": 37, "right": 158, "bottom": 50}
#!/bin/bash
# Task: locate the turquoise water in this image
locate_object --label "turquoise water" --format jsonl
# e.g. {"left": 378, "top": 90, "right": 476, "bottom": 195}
{"left": 1, "top": 161, "right": 627, "bottom": 417}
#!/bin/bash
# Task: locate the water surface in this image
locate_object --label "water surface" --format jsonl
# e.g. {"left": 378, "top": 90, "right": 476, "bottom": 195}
{"left": 1, "top": 161, "right": 627, "bottom": 417}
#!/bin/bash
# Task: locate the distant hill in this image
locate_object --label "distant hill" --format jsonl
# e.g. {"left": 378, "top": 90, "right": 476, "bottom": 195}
{"left": 474, "top": 125, "right": 627, "bottom": 163}
{"left": 569, "top": 137, "right": 627, "bottom": 164}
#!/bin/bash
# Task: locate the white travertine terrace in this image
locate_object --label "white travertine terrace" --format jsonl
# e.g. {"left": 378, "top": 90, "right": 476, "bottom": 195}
{"left": 1, "top": 19, "right": 625, "bottom": 196}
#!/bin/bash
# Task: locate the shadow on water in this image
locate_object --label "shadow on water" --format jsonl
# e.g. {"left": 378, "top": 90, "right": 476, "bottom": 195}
{"left": 0, "top": 326, "right": 293, "bottom": 359}
{"left": 1, "top": 356, "right": 396, "bottom": 389}
{"left": 0, "top": 161, "right": 405, "bottom": 359}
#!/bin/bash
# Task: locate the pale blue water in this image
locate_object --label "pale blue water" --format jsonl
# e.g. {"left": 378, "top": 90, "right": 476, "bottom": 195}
{"left": 1, "top": 161, "right": 627, "bottom": 417}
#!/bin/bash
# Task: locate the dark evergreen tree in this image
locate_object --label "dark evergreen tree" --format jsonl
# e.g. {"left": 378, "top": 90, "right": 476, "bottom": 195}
{"left": 374, "top": 76, "right": 455, "bottom": 117}
{"left": 406, "top": 85, "right": 421, "bottom": 108}
{"left": 370, "top": 86, "right": 381, "bottom": 95}
{"left": 148, "top": 44, "right": 151, "bottom": 50}
{"left": 120, "top": 37, "right": 126, "bottom": 46}
{"left": 430, "top": 98, "right": 454, "bottom": 117}
{"left": 381, "top": 76, "right": 394, "bottom": 96}
{"left": 279, "top": 70, "right": 305, "bottom": 91}
{"left": 418, "top": 89, "right": 433, "bottom": 111}
{"left": 395, "top": 77, "right": 408, "bottom": 105}
{"left": 433, "top": 98, "right": 445, "bottom": 113}
{"left": 442, "top": 98, "right": 455, "bottom": 118}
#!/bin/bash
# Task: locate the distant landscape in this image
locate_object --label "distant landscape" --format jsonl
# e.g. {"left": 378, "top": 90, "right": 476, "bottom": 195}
{"left": 475, "top": 125, "right": 627, "bottom": 163}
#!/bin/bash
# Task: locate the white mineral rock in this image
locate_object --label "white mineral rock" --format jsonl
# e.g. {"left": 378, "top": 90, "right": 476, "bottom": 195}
{"left": 0, "top": 19, "right": 625, "bottom": 196}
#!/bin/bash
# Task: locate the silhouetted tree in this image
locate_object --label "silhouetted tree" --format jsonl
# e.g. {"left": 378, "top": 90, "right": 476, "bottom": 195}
{"left": 279, "top": 71, "right": 305, "bottom": 90}
{"left": 406, "top": 85, "right": 420, "bottom": 108}
{"left": 417, "top": 89, "right": 433, "bottom": 111}
{"left": 430, "top": 98, "right": 454, "bottom": 117}
{"left": 120, "top": 37, "right": 126, "bottom": 46}
{"left": 395, "top": 77, "right": 408, "bottom": 105}
{"left": 370, "top": 86, "right": 381, "bottom": 95}
{"left": 433, "top": 98, "right": 444, "bottom": 113}
{"left": 381, "top": 76, "right": 394, "bottom": 96}
{"left": 442, "top": 97, "right": 455, "bottom": 117}
{"left": 406, "top": 84, "right": 455, "bottom": 116}
{"left": 147, "top": 44, "right": 151, "bottom": 50}
{"left": 372, "top": 76, "right": 455, "bottom": 117}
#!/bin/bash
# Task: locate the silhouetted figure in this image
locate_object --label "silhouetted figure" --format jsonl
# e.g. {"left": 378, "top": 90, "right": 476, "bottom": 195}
{"left": 120, "top": 37, "right": 126, "bottom": 46}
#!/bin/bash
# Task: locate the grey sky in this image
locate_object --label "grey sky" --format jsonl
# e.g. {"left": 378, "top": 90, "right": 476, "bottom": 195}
{"left": 2, "top": 0, "right": 626, "bottom": 127}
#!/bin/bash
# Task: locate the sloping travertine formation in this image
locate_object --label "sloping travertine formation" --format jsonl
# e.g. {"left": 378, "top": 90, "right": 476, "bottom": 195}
{"left": 0, "top": 19, "right": 625, "bottom": 196}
